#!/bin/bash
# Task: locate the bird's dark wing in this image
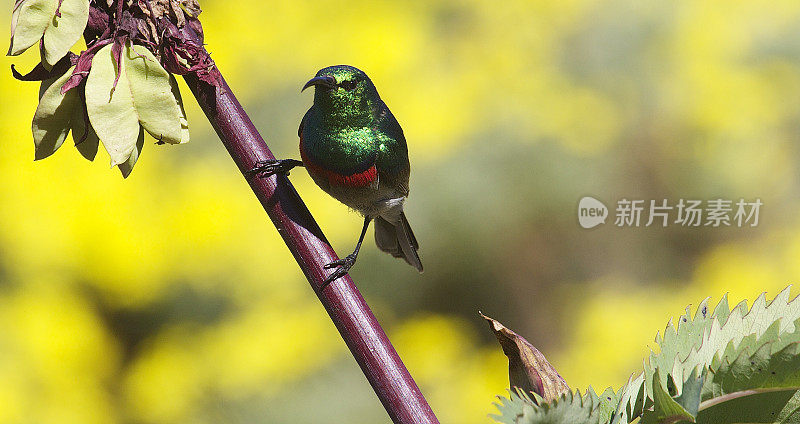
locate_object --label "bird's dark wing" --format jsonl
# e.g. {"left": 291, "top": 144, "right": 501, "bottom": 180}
{"left": 375, "top": 106, "right": 411, "bottom": 197}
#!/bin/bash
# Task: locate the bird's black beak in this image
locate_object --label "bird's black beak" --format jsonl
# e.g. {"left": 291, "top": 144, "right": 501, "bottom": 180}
{"left": 302, "top": 75, "right": 337, "bottom": 92}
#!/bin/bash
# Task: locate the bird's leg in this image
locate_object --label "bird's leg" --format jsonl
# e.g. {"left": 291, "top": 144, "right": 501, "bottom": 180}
{"left": 245, "top": 159, "right": 304, "bottom": 178}
{"left": 323, "top": 217, "right": 373, "bottom": 286}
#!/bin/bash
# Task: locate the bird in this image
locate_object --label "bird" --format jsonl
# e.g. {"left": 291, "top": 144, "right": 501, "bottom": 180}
{"left": 247, "top": 65, "right": 423, "bottom": 285}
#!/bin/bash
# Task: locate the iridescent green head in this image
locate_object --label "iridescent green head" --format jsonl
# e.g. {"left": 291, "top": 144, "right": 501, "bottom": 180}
{"left": 302, "top": 65, "right": 381, "bottom": 125}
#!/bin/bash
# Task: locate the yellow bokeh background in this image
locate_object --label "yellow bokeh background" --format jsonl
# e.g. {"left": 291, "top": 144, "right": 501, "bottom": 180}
{"left": 2, "top": 0, "right": 800, "bottom": 423}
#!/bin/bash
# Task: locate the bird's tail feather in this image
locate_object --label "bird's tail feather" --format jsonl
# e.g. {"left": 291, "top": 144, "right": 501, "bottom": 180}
{"left": 374, "top": 213, "right": 423, "bottom": 272}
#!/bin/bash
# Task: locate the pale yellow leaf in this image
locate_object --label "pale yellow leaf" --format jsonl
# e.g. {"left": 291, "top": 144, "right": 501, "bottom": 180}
{"left": 32, "top": 65, "right": 79, "bottom": 160}
{"left": 118, "top": 127, "right": 145, "bottom": 178}
{"left": 9, "top": 0, "right": 56, "bottom": 56}
{"left": 85, "top": 43, "right": 141, "bottom": 166}
{"left": 41, "top": 0, "right": 89, "bottom": 67}
{"left": 125, "top": 43, "right": 183, "bottom": 144}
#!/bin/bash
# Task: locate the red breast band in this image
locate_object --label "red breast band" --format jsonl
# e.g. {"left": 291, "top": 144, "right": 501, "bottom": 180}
{"left": 300, "top": 142, "right": 378, "bottom": 188}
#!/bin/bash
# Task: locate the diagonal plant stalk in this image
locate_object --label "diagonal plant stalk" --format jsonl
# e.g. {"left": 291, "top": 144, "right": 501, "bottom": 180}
{"left": 176, "top": 19, "right": 440, "bottom": 424}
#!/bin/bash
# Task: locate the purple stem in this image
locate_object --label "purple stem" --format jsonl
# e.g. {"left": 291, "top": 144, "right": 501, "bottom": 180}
{"left": 182, "top": 64, "right": 439, "bottom": 424}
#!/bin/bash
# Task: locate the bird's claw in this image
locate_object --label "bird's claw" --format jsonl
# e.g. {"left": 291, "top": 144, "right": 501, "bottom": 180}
{"left": 245, "top": 159, "right": 303, "bottom": 178}
{"left": 323, "top": 254, "right": 357, "bottom": 284}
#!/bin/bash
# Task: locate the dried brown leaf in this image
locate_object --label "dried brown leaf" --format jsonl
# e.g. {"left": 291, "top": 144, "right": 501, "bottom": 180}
{"left": 138, "top": 0, "right": 199, "bottom": 27}
{"left": 179, "top": 0, "right": 200, "bottom": 18}
{"left": 481, "top": 313, "right": 570, "bottom": 401}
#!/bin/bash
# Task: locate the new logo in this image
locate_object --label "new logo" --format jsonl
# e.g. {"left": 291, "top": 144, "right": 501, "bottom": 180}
{"left": 578, "top": 196, "right": 608, "bottom": 229}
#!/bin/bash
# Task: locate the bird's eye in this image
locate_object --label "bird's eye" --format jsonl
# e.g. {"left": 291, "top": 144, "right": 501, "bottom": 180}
{"left": 339, "top": 80, "right": 357, "bottom": 91}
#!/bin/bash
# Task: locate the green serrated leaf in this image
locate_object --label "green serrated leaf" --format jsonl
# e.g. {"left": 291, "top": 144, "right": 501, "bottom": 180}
{"left": 771, "top": 390, "right": 800, "bottom": 423}
{"left": 703, "top": 339, "right": 800, "bottom": 402}
{"left": 41, "top": 0, "right": 89, "bottom": 67}
{"left": 696, "top": 388, "right": 800, "bottom": 423}
{"left": 645, "top": 300, "right": 716, "bottom": 400}
{"left": 32, "top": 65, "right": 78, "bottom": 160}
{"left": 125, "top": 43, "right": 183, "bottom": 144}
{"left": 610, "top": 373, "right": 645, "bottom": 424}
{"left": 641, "top": 371, "right": 695, "bottom": 424}
{"left": 492, "top": 390, "right": 531, "bottom": 424}
{"left": 710, "top": 328, "right": 759, "bottom": 373}
{"left": 757, "top": 288, "right": 797, "bottom": 336}
{"left": 773, "top": 318, "right": 800, "bottom": 352}
{"left": 595, "top": 386, "right": 619, "bottom": 424}
{"left": 688, "top": 288, "right": 798, "bottom": 370}
{"left": 86, "top": 43, "right": 141, "bottom": 166}
{"left": 629, "top": 287, "right": 800, "bottom": 423}
{"left": 707, "top": 316, "right": 785, "bottom": 378}
{"left": 713, "top": 294, "right": 732, "bottom": 327}
{"left": 496, "top": 287, "right": 800, "bottom": 424}
{"left": 675, "top": 368, "right": 704, "bottom": 417}
{"left": 493, "top": 388, "right": 611, "bottom": 424}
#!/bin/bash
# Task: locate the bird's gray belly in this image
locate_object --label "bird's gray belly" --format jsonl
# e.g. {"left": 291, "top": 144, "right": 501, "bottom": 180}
{"left": 321, "top": 181, "right": 405, "bottom": 218}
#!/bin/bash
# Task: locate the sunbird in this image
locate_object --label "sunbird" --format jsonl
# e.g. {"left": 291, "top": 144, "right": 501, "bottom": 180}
{"left": 248, "top": 65, "right": 423, "bottom": 284}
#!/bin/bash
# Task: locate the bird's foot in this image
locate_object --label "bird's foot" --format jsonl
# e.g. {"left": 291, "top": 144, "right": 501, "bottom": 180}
{"left": 322, "top": 253, "right": 357, "bottom": 285}
{"left": 245, "top": 159, "right": 304, "bottom": 178}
